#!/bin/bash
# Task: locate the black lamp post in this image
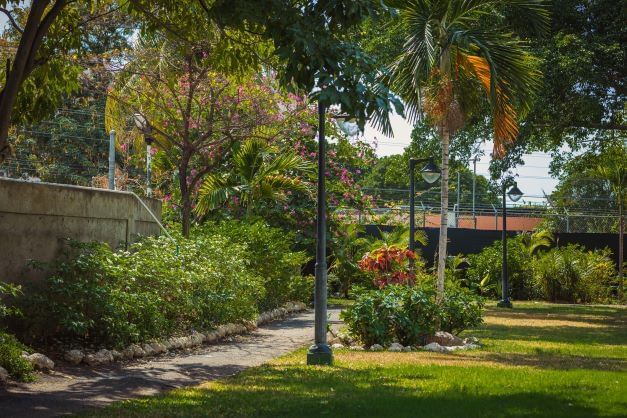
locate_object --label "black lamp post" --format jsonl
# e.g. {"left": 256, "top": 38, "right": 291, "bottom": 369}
{"left": 497, "top": 181, "right": 523, "bottom": 308}
{"left": 307, "top": 101, "right": 333, "bottom": 365}
{"left": 409, "top": 158, "right": 441, "bottom": 261}
{"left": 133, "top": 113, "right": 154, "bottom": 198}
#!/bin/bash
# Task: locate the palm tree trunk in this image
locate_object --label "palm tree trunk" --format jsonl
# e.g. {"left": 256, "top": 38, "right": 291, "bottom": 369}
{"left": 436, "top": 125, "right": 450, "bottom": 304}
{"left": 619, "top": 193, "right": 624, "bottom": 299}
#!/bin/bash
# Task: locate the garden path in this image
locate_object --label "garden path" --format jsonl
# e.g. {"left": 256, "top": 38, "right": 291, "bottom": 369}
{"left": 0, "top": 307, "right": 342, "bottom": 417}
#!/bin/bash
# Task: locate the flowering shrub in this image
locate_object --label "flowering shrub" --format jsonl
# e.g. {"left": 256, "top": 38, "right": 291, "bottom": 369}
{"left": 358, "top": 246, "right": 418, "bottom": 288}
{"left": 342, "top": 284, "right": 484, "bottom": 346}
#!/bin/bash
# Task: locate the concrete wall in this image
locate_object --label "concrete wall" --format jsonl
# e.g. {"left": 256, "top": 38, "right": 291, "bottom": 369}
{"left": 0, "top": 178, "right": 162, "bottom": 284}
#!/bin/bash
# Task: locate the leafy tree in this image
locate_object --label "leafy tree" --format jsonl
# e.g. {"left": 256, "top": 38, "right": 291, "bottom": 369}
{"left": 195, "top": 139, "right": 313, "bottom": 217}
{"left": 588, "top": 143, "right": 626, "bottom": 296}
{"left": 518, "top": 0, "right": 625, "bottom": 151}
{"left": 0, "top": 0, "right": 122, "bottom": 161}
{"left": 126, "top": 0, "right": 403, "bottom": 134}
{"left": 107, "top": 36, "right": 316, "bottom": 236}
{"left": 4, "top": 5, "right": 132, "bottom": 185}
{"left": 385, "top": 0, "right": 548, "bottom": 303}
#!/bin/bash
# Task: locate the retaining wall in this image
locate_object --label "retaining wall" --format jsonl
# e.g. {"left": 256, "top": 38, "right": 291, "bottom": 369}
{"left": 0, "top": 178, "right": 162, "bottom": 284}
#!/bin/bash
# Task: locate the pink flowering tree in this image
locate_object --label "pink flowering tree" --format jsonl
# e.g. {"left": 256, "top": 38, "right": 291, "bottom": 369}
{"left": 106, "top": 37, "right": 315, "bottom": 236}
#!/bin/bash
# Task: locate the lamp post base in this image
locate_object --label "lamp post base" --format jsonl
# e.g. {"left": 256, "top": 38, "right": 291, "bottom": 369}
{"left": 307, "top": 344, "right": 333, "bottom": 365}
{"left": 497, "top": 299, "right": 513, "bottom": 308}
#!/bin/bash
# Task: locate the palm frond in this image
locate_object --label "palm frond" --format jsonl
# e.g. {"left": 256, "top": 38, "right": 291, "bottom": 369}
{"left": 234, "top": 139, "right": 266, "bottom": 182}
{"left": 195, "top": 174, "right": 238, "bottom": 215}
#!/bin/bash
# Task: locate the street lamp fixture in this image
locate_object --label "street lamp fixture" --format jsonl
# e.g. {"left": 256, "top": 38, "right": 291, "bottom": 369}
{"left": 409, "top": 158, "right": 440, "bottom": 264}
{"left": 307, "top": 101, "right": 334, "bottom": 366}
{"left": 133, "top": 113, "right": 154, "bottom": 198}
{"left": 497, "top": 181, "right": 524, "bottom": 308}
{"left": 507, "top": 183, "right": 523, "bottom": 202}
{"left": 420, "top": 160, "right": 441, "bottom": 185}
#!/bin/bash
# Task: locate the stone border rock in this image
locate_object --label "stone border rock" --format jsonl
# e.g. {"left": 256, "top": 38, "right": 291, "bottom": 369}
{"left": 331, "top": 336, "right": 482, "bottom": 353}
{"left": 56, "top": 301, "right": 309, "bottom": 368}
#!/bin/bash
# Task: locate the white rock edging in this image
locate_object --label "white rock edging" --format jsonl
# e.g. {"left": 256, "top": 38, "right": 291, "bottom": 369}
{"left": 25, "top": 353, "right": 55, "bottom": 370}
{"left": 61, "top": 301, "right": 308, "bottom": 367}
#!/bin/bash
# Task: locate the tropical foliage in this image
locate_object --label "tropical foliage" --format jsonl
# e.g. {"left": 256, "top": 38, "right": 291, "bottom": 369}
{"left": 342, "top": 284, "right": 483, "bottom": 346}
{"left": 195, "top": 139, "right": 313, "bottom": 216}
{"left": 464, "top": 235, "right": 618, "bottom": 303}
{"left": 106, "top": 36, "right": 315, "bottom": 236}
{"left": 385, "top": 0, "right": 549, "bottom": 301}
{"left": 359, "top": 246, "right": 419, "bottom": 288}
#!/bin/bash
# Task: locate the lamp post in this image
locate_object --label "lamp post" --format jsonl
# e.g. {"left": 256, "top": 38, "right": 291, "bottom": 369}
{"left": 409, "top": 158, "right": 441, "bottom": 264}
{"left": 497, "top": 181, "right": 523, "bottom": 308}
{"left": 307, "top": 101, "right": 333, "bottom": 365}
{"left": 133, "top": 113, "right": 154, "bottom": 198}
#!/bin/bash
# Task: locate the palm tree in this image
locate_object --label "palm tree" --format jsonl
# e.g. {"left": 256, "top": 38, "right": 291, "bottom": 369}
{"left": 195, "top": 139, "right": 313, "bottom": 216}
{"left": 387, "top": 0, "right": 549, "bottom": 302}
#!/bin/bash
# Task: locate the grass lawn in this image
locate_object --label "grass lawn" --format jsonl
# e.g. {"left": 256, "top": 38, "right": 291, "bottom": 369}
{"left": 90, "top": 301, "right": 627, "bottom": 417}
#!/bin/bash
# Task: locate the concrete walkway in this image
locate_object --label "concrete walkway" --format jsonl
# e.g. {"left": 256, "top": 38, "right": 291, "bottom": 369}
{"left": 0, "top": 308, "right": 342, "bottom": 417}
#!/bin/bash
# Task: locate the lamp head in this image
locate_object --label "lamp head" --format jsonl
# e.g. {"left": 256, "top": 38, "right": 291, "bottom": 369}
{"left": 507, "top": 183, "right": 523, "bottom": 202}
{"left": 420, "top": 160, "right": 441, "bottom": 184}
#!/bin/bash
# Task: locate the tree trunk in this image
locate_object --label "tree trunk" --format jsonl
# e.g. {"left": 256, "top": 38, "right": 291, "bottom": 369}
{"left": 179, "top": 154, "right": 191, "bottom": 238}
{"left": 436, "top": 125, "right": 450, "bottom": 304}
{"left": 619, "top": 194, "right": 624, "bottom": 299}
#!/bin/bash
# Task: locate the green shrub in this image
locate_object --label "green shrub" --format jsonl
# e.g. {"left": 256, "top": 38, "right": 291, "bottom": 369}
{"left": 18, "top": 221, "right": 310, "bottom": 348}
{"left": 195, "top": 221, "right": 311, "bottom": 311}
{"left": 342, "top": 284, "right": 484, "bottom": 346}
{"left": 0, "top": 331, "right": 33, "bottom": 381}
{"left": 466, "top": 236, "right": 535, "bottom": 300}
{"left": 532, "top": 245, "right": 615, "bottom": 303}
{"left": 439, "top": 284, "right": 485, "bottom": 334}
{"left": 0, "top": 282, "right": 34, "bottom": 381}
{"left": 341, "top": 287, "right": 396, "bottom": 347}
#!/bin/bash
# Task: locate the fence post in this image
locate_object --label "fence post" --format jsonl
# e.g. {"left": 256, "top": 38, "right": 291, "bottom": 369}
{"left": 108, "top": 130, "right": 115, "bottom": 190}
{"left": 491, "top": 203, "right": 498, "bottom": 230}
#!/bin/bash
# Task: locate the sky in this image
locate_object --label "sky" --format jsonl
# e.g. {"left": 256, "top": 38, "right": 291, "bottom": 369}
{"left": 364, "top": 115, "right": 558, "bottom": 203}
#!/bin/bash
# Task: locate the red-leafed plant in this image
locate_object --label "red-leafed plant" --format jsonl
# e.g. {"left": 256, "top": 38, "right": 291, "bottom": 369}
{"left": 358, "top": 246, "right": 418, "bottom": 288}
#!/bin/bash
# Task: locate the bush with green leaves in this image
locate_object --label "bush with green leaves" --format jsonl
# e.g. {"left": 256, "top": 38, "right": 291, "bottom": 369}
{"left": 532, "top": 245, "right": 616, "bottom": 303}
{"left": 466, "top": 236, "right": 535, "bottom": 300}
{"left": 0, "top": 331, "right": 34, "bottom": 381}
{"left": 0, "top": 282, "right": 34, "bottom": 381}
{"left": 19, "top": 221, "right": 310, "bottom": 348}
{"left": 342, "top": 284, "right": 483, "bottom": 346}
{"left": 194, "top": 220, "right": 311, "bottom": 311}
{"left": 438, "top": 283, "right": 485, "bottom": 335}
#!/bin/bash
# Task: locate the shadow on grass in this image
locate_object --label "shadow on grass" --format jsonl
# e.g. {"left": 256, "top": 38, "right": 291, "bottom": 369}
{"left": 480, "top": 351, "right": 626, "bottom": 371}
{"left": 93, "top": 363, "right": 625, "bottom": 418}
{"left": 472, "top": 323, "right": 627, "bottom": 346}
